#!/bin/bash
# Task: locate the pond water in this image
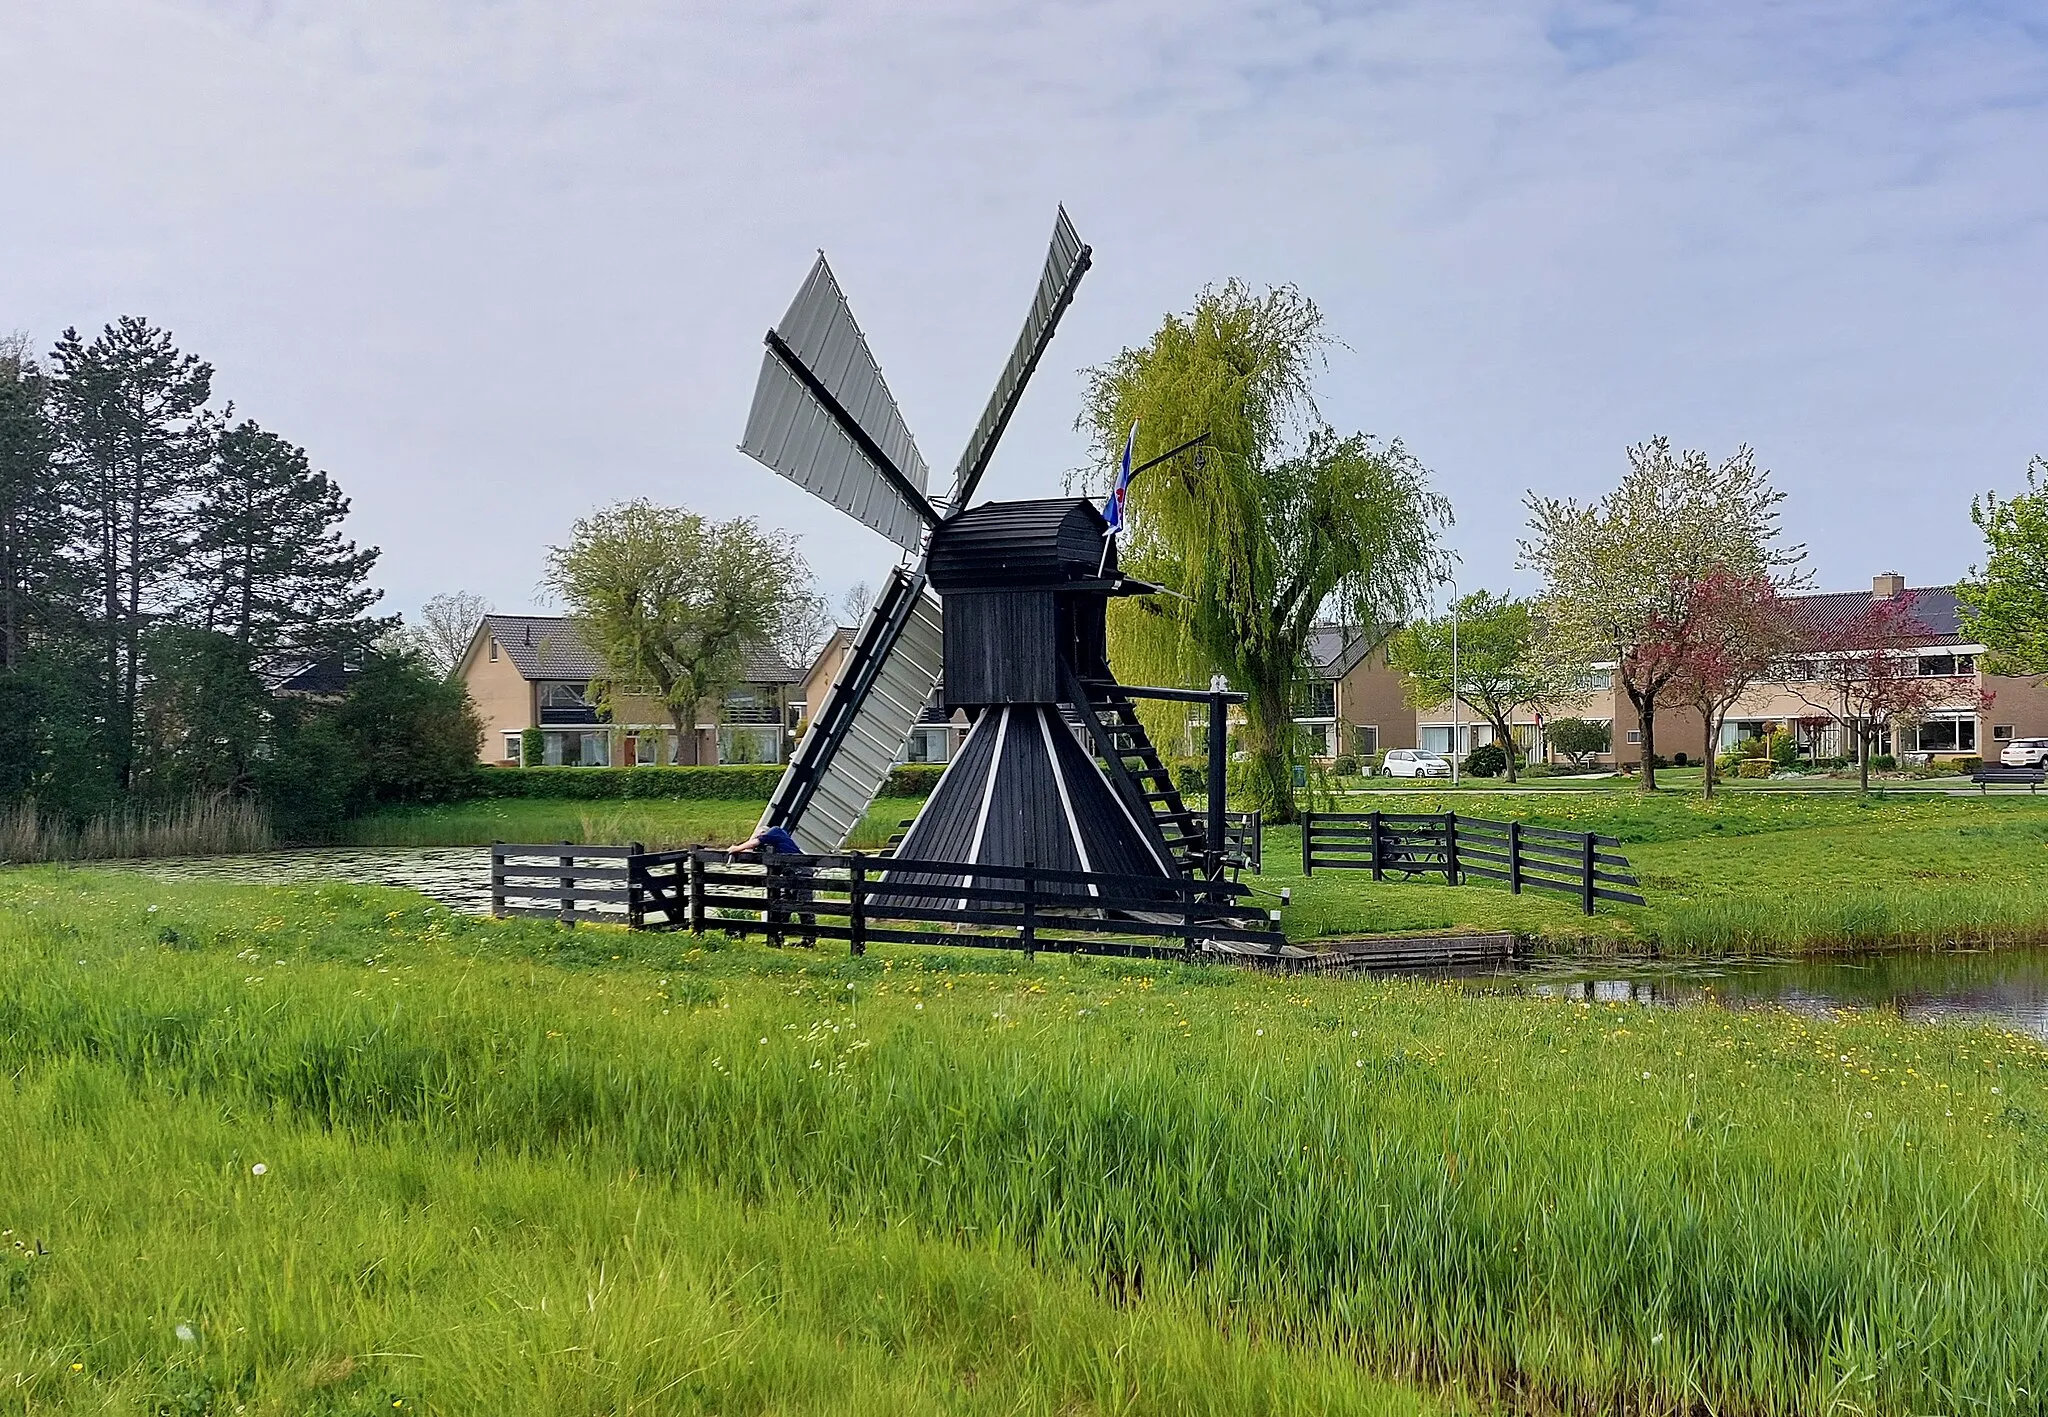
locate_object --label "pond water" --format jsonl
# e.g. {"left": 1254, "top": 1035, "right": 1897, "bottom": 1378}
{"left": 131, "top": 846, "right": 496, "bottom": 915}
{"left": 111, "top": 848, "right": 2048, "bottom": 1041}
{"left": 1434, "top": 951, "right": 2048, "bottom": 1042}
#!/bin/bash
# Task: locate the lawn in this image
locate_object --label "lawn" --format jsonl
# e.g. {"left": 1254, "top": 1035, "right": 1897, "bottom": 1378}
{"left": 4, "top": 867, "right": 2045, "bottom": 1414}
{"left": 1279, "top": 789, "right": 2048, "bottom": 953}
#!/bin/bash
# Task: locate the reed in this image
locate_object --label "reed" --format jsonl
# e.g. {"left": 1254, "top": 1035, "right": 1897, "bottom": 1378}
{"left": 5, "top": 867, "right": 2046, "bottom": 1414}
{"left": 0, "top": 796, "right": 273, "bottom": 864}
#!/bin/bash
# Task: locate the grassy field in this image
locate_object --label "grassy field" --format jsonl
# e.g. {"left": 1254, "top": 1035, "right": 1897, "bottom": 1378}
{"left": 1280, "top": 789, "right": 2048, "bottom": 953}
{"left": 338, "top": 795, "right": 928, "bottom": 851}
{"left": 4, "top": 866, "right": 2046, "bottom": 1414}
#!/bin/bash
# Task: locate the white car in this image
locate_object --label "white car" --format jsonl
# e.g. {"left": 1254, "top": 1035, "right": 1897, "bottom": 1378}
{"left": 2002, "top": 738, "right": 2048, "bottom": 767}
{"left": 1382, "top": 748, "right": 1452, "bottom": 778}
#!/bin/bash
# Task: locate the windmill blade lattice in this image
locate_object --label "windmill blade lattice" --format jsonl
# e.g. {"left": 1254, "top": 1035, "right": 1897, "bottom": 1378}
{"left": 740, "top": 255, "right": 935, "bottom": 552}
{"left": 946, "top": 207, "right": 1091, "bottom": 510}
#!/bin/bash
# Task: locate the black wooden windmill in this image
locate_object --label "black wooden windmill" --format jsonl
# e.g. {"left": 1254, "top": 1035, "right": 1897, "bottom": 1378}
{"left": 739, "top": 209, "right": 1230, "bottom": 894}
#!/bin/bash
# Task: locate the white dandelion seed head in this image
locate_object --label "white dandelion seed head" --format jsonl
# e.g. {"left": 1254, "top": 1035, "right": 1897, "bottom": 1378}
{"left": 250, "top": 1162, "right": 268, "bottom": 1176}
{"left": 175, "top": 1323, "right": 196, "bottom": 1343}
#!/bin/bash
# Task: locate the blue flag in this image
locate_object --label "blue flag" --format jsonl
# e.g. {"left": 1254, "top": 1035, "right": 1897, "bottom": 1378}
{"left": 1104, "top": 421, "right": 1138, "bottom": 532}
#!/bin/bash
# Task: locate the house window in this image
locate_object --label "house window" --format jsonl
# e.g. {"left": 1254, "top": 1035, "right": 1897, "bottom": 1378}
{"left": 1420, "top": 725, "right": 1452, "bottom": 755}
{"left": 1995, "top": 725, "right": 2015, "bottom": 741}
{"left": 489, "top": 639, "right": 498, "bottom": 662}
{"left": 1352, "top": 724, "right": 1378, "bottom": 757}
{"left": 542, "top": 730, "right": 611, "bottom": 766}
{"left": 503, "top": 733, "right": 522, "bottom": 762}
{"left": 1913, "top": 717, "right": 1976, "bottom": 753}
{"left": 538, "top": 682, "right": 601, "bottom": 725}
{"left": 1625, "top": 729, "right": 1642, "bottom": 745}
{"left": 1295, "top": 680, "right": 1335, "bottom": 720}
{"left": 907, "top": 726, "right": 952, "bottom": 764}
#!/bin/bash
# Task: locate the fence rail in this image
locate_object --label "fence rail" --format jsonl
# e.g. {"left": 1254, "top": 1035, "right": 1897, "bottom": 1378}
{"left": 491, "top": 842, "right": 646, "bottom": 924}
{"left": 491, "top": 843, "right": 1288, "bottom": 959}
{"left": 1300, "top": 811, "right": 1643, "bottom": 914}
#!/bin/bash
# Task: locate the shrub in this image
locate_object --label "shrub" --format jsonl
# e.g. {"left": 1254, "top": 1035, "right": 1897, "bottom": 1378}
{"left": 1953, "top": 755, "right": 1983, "bottom": 775}
{"left": 1871, "top": 753, "right": 1898, "bottom": 772}
{"left": 1462, "top": 743, "right": 1509, "bottom": 778}
{"left": 1521, "top": 762, "right": 1553, "bottom": 778}
{"left": 1330, "top": 753, "right": 1359, "bottom": 777}
{"left": 1769, "top": 730, "right": 1800, "bottom": 769}
{"left": 1737, "top": 759, "right": 1773, "bottom": 779}
{"left": 520, "top": 727, "right": 544, "bottom": 767}
{"left": 1170, "top": 758, "right": 1207, "bottom": 796}
{"left": 1547, "top": 718, "right": 1610, "bottom": 770}
{"left": 883, "top": 764, "right": 943, "bottom": 798}
{"left": 466, "top": 765, "right": 784, "bottom": 800}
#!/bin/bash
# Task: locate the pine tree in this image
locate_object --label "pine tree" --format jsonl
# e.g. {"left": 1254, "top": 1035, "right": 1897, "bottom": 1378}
{"left": 0, "top": 333, "right": 68, "bottom": 671}
{"left": 190, "top": 420, "right": 387, "bottom": 658}
{"left": 48, "top": 317, "right": 221, "bottom": 792}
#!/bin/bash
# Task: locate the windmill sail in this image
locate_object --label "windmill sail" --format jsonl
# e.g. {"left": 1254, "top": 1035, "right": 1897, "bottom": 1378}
{"left": 741, "top": 256, "right": 935, "bottom": 552}
{"left": 945, "top": 207, "right": 1091, "bottom": 510}
{"left": 759, "top": 566, "right": 945, "bottom": 853}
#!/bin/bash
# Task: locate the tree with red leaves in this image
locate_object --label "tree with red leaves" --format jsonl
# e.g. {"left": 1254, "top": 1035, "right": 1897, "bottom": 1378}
{"left": 1793, "top": 596, "right": 1986, "bottom": 792}
{"left": 1666, "top": 571, "right": 1800, "bottom": 799}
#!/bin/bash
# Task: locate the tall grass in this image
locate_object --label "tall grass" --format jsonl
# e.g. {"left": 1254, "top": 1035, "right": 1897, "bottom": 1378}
{"left": 2, "top": 1068, "right": 1439, "bottom": 1416}
{"left": 0, "top": 795, "right": 273, "bottom": 863}
{"left": 6, "top": 868, "right": 2048, "bottom": 1414}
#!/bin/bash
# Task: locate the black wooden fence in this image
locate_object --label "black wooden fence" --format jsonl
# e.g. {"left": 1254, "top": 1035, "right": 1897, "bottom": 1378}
{"left": 1300, "top": 811, "right": 1643, "bottom": 914}
{"left": 492, "top": 843, "right": 1288, "bottom": 959}
{"left": 491, "top": 842, "right": 645, "bottom": 924}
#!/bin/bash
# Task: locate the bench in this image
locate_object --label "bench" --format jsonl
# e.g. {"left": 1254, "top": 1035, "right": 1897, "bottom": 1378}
{"left": 1972, "top": 765, "right": 2045, "bottom": 791}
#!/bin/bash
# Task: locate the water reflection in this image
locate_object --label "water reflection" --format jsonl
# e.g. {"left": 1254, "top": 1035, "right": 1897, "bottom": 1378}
{"left": 1434, "top": 951, "right": 2048, "bottom": 1041}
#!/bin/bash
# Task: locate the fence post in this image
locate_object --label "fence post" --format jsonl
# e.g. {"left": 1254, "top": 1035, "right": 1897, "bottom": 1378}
{"left": 687, "top": 850, "right": 706, "bottom": 935}
{"left": 1302, "top": 810, "right": 1314, "bottom": 877}
{"left": 557, "top": 841, "right": 575, "bottom": 925}
{"left": 491, "top": 842, "right": 506, "bottom": 918}
{"left": 1368, "top": 810, "right": 1383, "bottom": 881}
{"left": 766, "top": 854, "right": 785, "bottom": 948}
{"left": 1445, "top": 813, "right": 1460, "bottom": 886}
{"left": 627, "top": 841, "right": 646, "bottom": 928}
{"left": 849, "top": 853, "right": 867, "bottom": 957}
{"left": 1581, "top": 834, "right": 1596, "bottom": 914}
{"left": 1021, "top": 861, "right": 1037, "bottom": 959}
{"left": 1182, "top": 873, "right": 1199, "bottom": 961}
{"left": 1507, "top": 821, "right": 1521, "bottom": 895}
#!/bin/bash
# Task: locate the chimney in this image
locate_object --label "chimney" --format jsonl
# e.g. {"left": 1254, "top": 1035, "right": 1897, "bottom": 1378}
{"left": 1872, "top": 572, "right": 1904, "bottom": 601}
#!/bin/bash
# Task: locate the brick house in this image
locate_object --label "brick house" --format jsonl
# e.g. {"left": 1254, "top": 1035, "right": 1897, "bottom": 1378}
{"left": 456, "top": 614, "right": 802, "bottom": 767}
{"left": 1408, "top": 573, "right": 2048, "bottom": 770}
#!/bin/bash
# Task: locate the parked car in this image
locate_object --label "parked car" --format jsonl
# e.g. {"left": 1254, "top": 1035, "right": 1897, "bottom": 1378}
{"left": 1382, "top": 748, "right": 1452, "bottom": 778}
{"left": 2002, "top": 738, "right": 2048, "bottom": 767}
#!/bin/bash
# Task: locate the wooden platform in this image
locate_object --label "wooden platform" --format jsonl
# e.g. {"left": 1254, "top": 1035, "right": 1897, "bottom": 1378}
{"left": 1203, "top": 931, "right": 1517, "bottom": 973}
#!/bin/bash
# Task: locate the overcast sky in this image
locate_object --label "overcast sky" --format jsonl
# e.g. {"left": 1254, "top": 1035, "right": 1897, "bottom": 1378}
{"left": 6, "top": 0, "right": 2044, "bottom": 625}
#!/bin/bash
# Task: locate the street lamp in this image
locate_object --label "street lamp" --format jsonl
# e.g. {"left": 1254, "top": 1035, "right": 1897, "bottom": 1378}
{"left": 1449, "top": 578, "right": 1461, "bottom": 788}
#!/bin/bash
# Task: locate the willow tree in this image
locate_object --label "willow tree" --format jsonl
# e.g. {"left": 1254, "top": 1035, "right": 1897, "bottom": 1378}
{"left": 1078, "top": 282, "right": 1449, "bottom": 820}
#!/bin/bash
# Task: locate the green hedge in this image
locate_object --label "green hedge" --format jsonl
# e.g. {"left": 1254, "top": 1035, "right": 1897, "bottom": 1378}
{"left": 463, "top": 763, "right": 944, "bottom": 802}
{"left": 884, "top": 764, "right": 944, "bottom": 798}
{"left": 467, "top": 766, "right": 785, "bottom": 800}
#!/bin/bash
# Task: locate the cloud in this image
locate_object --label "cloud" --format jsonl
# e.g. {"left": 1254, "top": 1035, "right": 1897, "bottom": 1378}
{"left": 3, "top": 0, "right": 2043, "bottom": 619}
